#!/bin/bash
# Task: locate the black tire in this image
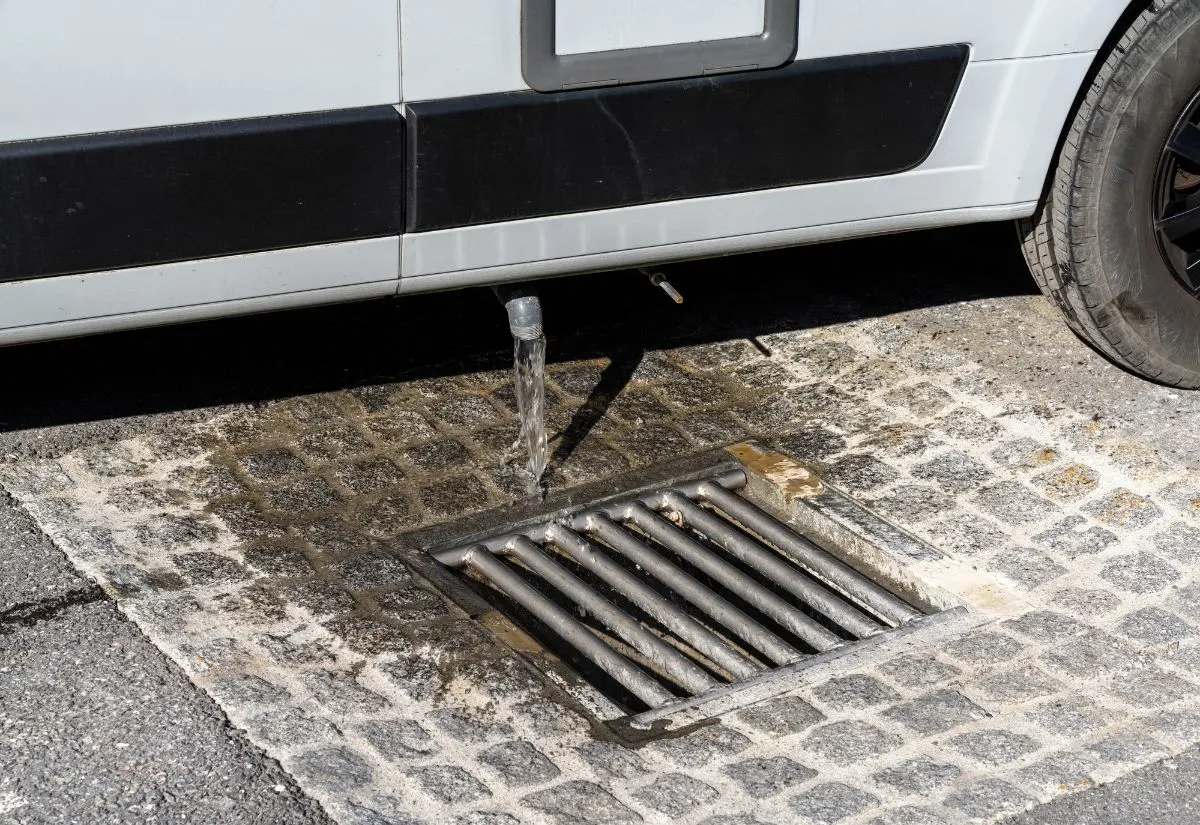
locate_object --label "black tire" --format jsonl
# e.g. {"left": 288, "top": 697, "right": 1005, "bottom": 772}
{"left": 1017, "top": 197, "right": 1100, "bottom": 345}
{"left": 1019, "top": 0, "right": 1200, "bottom": 388}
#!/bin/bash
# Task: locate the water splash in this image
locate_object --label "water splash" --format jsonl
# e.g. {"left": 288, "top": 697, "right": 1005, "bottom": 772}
{"left": 511, "top": 334, "right": 548, "bottom": 496}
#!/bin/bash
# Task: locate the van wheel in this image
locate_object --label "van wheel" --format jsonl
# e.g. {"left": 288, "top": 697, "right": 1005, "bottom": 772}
{"left": 1019, "top": 0, "right": 1200, "bottom": 388}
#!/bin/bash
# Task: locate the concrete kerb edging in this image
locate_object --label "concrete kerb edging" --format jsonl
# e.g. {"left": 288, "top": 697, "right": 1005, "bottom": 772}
{"left": 727, "top": 440, "right": 1031, "bottom": 617}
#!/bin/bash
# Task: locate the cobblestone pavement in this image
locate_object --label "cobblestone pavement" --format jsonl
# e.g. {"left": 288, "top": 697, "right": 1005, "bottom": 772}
{"left": 6, "top": 226, "right": 1200, "bottom": 824}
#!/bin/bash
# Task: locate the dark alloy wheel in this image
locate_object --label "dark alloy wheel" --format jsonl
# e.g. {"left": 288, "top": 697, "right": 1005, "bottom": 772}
{"left": 1154, "top": 88, "right": 1200, "bottom": 293}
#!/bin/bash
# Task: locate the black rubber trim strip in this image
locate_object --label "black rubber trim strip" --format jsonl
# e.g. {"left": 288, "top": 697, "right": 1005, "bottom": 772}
{"left": 406, "top": 45, "right": 969, "bottom": 232}
{"left": 0, "top": 106, "right": 404, "bottom": 283}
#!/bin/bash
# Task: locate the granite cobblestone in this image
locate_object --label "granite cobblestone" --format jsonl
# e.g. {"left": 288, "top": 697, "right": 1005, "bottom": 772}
{"left": 1026, "top": 697, "right": 1120, "bottom": 739}
{"left": 790, "top": 782, "right": 880, "bottom": 823}
{"left": 632, "top": 773, "right": 718, "bottom": 817}
{"left": 881, "top": 690, "right": 988, "bottom": 736}
{"left": 947, "top": 729, "right": 1041, "bottom": 766}
{"left": 724, "top": 756, "right": 817, "bottom": 799}
{"left": 871, "top": 758, "right": 962, "bottom": 797}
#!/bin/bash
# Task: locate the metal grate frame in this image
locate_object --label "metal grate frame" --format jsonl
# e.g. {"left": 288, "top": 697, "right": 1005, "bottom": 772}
{"left": 431, "top": 468, "right": 931, "bottom": 718}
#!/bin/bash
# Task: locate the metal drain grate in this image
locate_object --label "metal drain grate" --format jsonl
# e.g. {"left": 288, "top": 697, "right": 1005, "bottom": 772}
{"left": 432, "top": 469, "right": 927, "bottom": 714}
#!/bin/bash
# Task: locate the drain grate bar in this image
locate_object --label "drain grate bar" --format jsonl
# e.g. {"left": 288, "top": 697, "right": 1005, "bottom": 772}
{"left": 463, "top": 546, "right": 677, "bottom": 707}
{"left": 606, "top": 504, "right": 839, "bottom": 655}
{"left": 506, "top": 536, "right": 719, "bottom": 694}
{"left": 571, "top": 513, "right": 792, "bottom": 674}
{"left": 650, "top": 493, "right": 884, "bottom": 638}
{"left": 433, "top": 468, "right": 926, "bottom": 711}
{"left": 528, "top": 527, "right": 725, "bottom": 691}
{"left": 694, "top": 481, "right": 923, "bottom": 625}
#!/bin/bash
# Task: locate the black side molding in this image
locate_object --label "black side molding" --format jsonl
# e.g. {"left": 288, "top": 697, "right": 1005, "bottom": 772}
{"left": 0, "top": 107, "right": 405, "bottom": 283}
{"left": 406, "top": 45, "right": 969, "bottom": 232}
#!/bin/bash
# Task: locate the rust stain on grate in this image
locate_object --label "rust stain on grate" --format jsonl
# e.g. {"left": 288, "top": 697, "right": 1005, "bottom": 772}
{"left": 431, "top": 466, "right": 932, "bottom": 717}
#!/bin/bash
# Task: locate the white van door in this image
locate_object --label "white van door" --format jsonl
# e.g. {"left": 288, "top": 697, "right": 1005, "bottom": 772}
{"left": 0, "top": 0, "right": 402, "bottom": 345}
{"left": 397, "top": 0, "right": 1107, "bottom": 296}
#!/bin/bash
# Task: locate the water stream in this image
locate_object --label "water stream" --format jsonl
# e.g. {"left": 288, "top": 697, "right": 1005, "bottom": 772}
{"left": 511, "top": 334, "right": 548, "bottom": 496}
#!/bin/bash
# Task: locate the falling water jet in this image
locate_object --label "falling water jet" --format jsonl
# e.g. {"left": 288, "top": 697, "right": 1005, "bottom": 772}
{"left": 494, "top": 284, "right": 548, "bottom": 498}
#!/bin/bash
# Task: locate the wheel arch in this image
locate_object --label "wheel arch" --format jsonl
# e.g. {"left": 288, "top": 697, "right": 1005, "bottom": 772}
{"left": 1028, "top": 0, "right": 1160, "bottom": 209}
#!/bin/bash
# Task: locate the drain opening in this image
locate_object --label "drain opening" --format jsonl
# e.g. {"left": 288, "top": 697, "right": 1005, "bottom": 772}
{"left": 432, "top": 468, "right": 930, "bottom": 717}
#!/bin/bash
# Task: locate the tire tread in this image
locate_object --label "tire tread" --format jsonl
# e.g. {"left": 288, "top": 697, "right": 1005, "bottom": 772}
{"left": 1021, "top": 0, "right": 1200, "bottom": 388}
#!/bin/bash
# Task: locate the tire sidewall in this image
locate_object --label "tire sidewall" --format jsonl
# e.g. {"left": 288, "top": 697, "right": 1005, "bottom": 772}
{"left": 1084, "top": 4, "right": 1200, "bottom": 380}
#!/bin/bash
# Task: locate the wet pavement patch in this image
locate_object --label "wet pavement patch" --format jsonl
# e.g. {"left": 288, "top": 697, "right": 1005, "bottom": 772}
{"left": 0, "top": 584, "right": 105, "bottom": 633}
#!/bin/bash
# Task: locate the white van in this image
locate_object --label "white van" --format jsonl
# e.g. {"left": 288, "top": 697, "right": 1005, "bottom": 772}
{"left": 2, "top": 1, "right": 1198, "bottom": 385}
